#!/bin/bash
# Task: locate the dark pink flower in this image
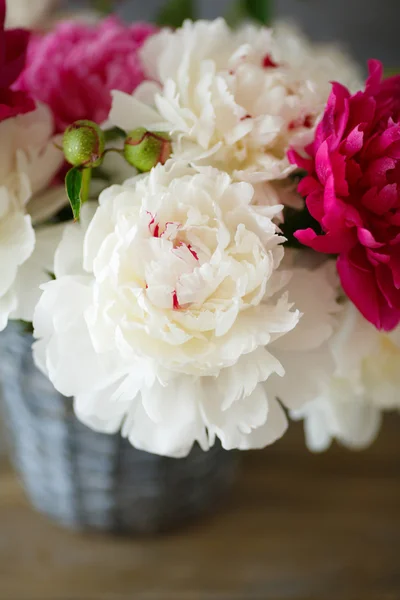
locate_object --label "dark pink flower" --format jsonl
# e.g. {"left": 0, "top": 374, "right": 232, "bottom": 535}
{"left": 289, "top": 60, "right": 400, "bottom": 331}
{"left": 0, "top": 0, "right": 34, "bottom": 121}
{"left": 15, "top": 16, "right": 156, "bottom": 133}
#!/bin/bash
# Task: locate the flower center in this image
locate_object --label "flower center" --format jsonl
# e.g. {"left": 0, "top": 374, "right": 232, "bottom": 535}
{"left": 145, "top": 211, "right": 200, "bottom": 310}
{"left": 262, "top": 53, "right": 279, "bottom": 69}
{"left": 288, "top": 114, "right": 313, "bottom": 130}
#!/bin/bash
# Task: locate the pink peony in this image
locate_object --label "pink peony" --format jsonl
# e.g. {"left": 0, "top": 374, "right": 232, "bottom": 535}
{"left": 15, "top": 16, "right": 156, "bottom": 132}
{"left": 0, "top": 0, "right": 34, "bottom": 121}
{"left": 289, "top": 60, "right": 400, "bottom": 331}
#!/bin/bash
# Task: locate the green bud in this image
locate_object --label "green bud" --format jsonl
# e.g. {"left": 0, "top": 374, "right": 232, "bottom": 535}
{"left": 123, "top": 128, "right": 172, "bottom": 172}
{"left": 63, "top": 120, "right": 105, "bottom": 168}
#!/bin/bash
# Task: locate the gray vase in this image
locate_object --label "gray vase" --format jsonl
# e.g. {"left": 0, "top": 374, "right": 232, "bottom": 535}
{"left": 0, "top": 323, "right": 237, "bottom": 534}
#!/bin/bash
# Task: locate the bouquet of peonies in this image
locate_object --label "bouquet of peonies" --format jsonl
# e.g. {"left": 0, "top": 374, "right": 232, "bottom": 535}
{"left": 1, "top": 0, "right": 399, "bottom": 458}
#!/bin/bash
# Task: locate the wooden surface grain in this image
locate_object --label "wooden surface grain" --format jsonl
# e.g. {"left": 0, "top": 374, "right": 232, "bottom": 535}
{"left": 0, "top": 418, "right": 399, "bottom": 600}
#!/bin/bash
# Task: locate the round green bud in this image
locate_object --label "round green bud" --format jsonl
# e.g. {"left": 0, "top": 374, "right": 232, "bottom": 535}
{"left": 123, "top": 128, "right": 172, "bottom": 172}
{"left": 63, "top": 120, "right": 105, "bottom": 168}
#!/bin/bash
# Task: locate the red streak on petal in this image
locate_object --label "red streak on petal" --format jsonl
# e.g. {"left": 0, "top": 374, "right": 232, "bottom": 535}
{"left": 161, "top": 221, "right": 179, "bottom": 237}
{"left": 262, "top": 53, "right": 279, "bottom": 69}
{"left": 289, "top": 114, "right": 313, "bottom": 130}
{"left": 187, "top": 244, "right": 199, "bottom": 260}
{"left": 240, "top": 114, "right": 252, "bottom": 121}
{"left": 172, "top": 290, "right": 181, "bottom": 309}
{"left": 146, "top": 211, "right": 155, "bottom": 229}
{"left": 146, "top": 211, "right": 161, "bottom": 237}
{"left": 303, "top": 115, "right": 313, "bottom": 128}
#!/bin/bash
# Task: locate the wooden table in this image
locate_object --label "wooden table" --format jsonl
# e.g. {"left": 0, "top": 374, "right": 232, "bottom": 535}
{"left": 0, "top": 419, "right": 399, "bottom": 600}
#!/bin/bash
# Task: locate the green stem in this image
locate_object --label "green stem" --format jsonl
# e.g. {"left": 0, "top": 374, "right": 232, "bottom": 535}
{"left": 81, "top": 168, "right": 92, "bottom": 204}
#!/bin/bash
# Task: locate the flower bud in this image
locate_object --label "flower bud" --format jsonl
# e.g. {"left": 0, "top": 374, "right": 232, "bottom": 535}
{"left": 123, "top": 128, "right": 172, "bottom": 172}
{"left": 63, "top": 120, "right": 105, "bottom": 168}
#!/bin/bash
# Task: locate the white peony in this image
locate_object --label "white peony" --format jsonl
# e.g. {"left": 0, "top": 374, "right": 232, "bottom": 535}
{"left": 289, "top": 301, "right": 400, "bottom": 452}
{"left": 33, "top": 163, "right": 302, "bottom": 457}
{"left": 268, "top": 251, "right": 342, "bottom": 411}
{"left": 110, "top": 19, "right": 362, "bottom": 193}
{"left": 0, "top": 104, "right": 64, "bottom": 329}
{"left": 5, "top": 0, "right": 58, "bottom": 29}
{"left": 10, "top": 223, "right": 65, "bottom": 323}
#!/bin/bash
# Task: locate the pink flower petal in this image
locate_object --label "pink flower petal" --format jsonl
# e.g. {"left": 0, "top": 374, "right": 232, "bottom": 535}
{"left": 364, "top": 156, "right": 396, "bottom": 187}
{"left": 366, "top": 248, "right": 390, "bottom": 266}
{"left": 294, "top": 228, "right": 355, "bottom": 254}
{"left": 305, "top": 191, "right": 325, "bottom": 222}
{"left": 357, "top": 227, "right": 385, "bottom": 248}
{"left": 292, "top": 58, "right": 400, "bottom": 331}
{"left": 315, "top": 140, "right": 331, "bottom": 185}
{"left": 338, "top": 250, "right": 400, "bottom": 331}
{"left": 366, "top": 59, "right": 384, "bottom": 90}
{"left": 287, "top": 148, "right": 314, "bottom": 172}
{"left": 376, "top": 263, "right": 400, "bottom": 309}
{"left": 16, "top": 17, "right": 157, "bottom": 132}
{"left": 341, "top": 125, "right": 364, "bottom": 157}
{"left": 362, "top": 184, "right": 397, "bottom": 214}
{"left": 0, "top": 1, "right": 34, "bottom": 122}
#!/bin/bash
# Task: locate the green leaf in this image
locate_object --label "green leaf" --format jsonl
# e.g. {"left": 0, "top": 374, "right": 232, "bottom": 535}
{"left": 243, "top": 0, "right": 272, "bottom": 24}
{"left": 65, "top": 167, "right": 83, "bottom": 221}
{"left": 156, "top": 0, "right": 195, "bottom": 27}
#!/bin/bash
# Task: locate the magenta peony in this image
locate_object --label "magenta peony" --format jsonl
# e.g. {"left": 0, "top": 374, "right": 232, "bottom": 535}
{"left": 15, "top": 16, "right": 156, "bottom": 132}
{"left": 0, "top": 0, "right": 34, "bottom": 121}
{"left": 289, "top": 60, "right": 400, "bottom": 331}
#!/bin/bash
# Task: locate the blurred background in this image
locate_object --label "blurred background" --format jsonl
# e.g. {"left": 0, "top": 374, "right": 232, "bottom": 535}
{"left": 68, "top": 0, "right": 400, "bottom": 67}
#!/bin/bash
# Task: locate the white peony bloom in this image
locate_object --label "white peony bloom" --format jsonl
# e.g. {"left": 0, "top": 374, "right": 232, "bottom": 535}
{"left": 33, "top": 163, "right": 301, "bottom": 457}
{"left": 0, "top": 104, "right": 64, "bottom": 329}
{"left": 268, "top": 251, "right": 342, "bottom": 411}
{"left": 290, "top": 302, "right": 400, "bottom": 452}
{"left": 5, "top": 0, "right": 58, "bottom": 29}
{"left": 10, "top": 223, "right": 65, "bottom": 323}
{"left": 291, "top": 386, "right": 383, "bottom": 453}
{"left": 110, "top": 19, "right": 362, "bottom": 193}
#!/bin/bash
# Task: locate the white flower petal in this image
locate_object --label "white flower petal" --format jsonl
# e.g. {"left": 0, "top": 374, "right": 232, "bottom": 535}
{"left": 74, "top": 379, "right": 131, "bottom": 435}
{"left": 210, "top": 346, "right": 284, "bottom": 412}
{"left": 0, "top": 104, "right": 63, "bottom": 330}
{"left": 55, "top": 202, "right": 97, "bottom": 278}
{"left": 285, "top": 293, "right": 398, "bottom": 451}
{"left": 203, "top": 383, "right": 288, "bottom": 451}
{"left": 122, "top": 377, "right": 209, "bottom": 458}
{"left": 241, "top": 396, "right": 288, "bottom": 449}
{"left": 110, "top": 90, "right": 165, "bottom": 132}
{"left": 118, "top": 18, "right": 362, "bottom": 188}
{"left": 292, "top": 390, "right": 382, "bottom": 452}
{"left": 0, "top": 289, "right": 17, "bottom": 332}
{"left": 10, "top": 223, "right": 64, "bottom": 323}
{"left": 34, "top": 164, "right": 301, "bottom": 456}
{"left": 28, "top": 185, "right": 67, "bottom": 226}
{"left": 0, "top": 212, "right": 34, "bottom": 298}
